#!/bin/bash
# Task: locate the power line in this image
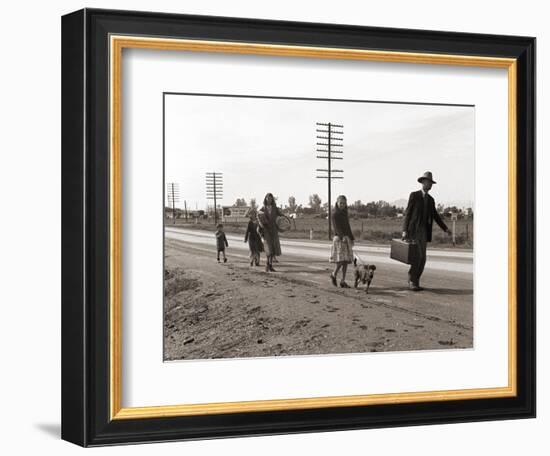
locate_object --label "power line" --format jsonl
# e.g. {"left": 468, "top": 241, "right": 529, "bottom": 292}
{"left": 315, "top": 122, "right": 344, "bottom": 239}
{"left": 166, "top": 183, "right": 180, "bottom": 225}
{"left": 205, "top": 172, "right": 223, "bottom": 225}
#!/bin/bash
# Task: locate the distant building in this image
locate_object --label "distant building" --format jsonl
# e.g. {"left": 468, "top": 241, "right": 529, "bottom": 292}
{"left": 188, "top": 210, "right": 205, "bottom": 219}
{"left": 222, "top": 205, "right": 250, "bottom": 222}
{"left": 164, "top": 207, "right": 183, "bottom": 219}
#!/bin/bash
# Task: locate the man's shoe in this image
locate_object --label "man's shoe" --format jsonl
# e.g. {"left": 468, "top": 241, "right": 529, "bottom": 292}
{"left": 409, "top": 283, "right": 422, "bottom": 291}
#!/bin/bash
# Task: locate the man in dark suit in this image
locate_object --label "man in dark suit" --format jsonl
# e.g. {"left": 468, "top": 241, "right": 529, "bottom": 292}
{"left": 402, "top": 171, "right": 452, "bottom": 291}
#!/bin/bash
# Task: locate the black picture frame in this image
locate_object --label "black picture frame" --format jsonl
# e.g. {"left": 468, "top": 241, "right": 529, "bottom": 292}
{"left": 62, "top": 8, "right": 535, "bottom": 447}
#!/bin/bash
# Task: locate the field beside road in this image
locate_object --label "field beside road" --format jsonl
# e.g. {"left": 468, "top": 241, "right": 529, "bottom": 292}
{"left": 164, "top": 227, "right": 473, "bottom": 361}
{"left": 167, "top": 216, "right": 473, "bottom": 247}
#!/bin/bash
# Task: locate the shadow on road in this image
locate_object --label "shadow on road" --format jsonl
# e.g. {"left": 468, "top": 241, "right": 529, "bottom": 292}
{"left": 423, "top": 288, "right": 473, "bottom": 296}
{"left": 274, "top": 269, "right": 331, "bottom": 275}
{"left": 276, "top": 260, "right": 329, "bottom": 266}
{"left": 361, "top": 287, "right": 473, "bottom": 297}
{"left": 363, "top": 287, "right": 410, "bottom": 296}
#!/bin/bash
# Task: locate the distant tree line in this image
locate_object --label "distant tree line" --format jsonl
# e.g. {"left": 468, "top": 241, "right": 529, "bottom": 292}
{"left": 227, "top": 195, "right": 473, "bottom": 219}
{"left": 349, "top": 200, "right": 402, "bottom": 218}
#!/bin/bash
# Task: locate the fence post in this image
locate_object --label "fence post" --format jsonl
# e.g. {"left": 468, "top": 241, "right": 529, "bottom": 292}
{"left": 451, "top": 212, "right": 457, "bottom": 247}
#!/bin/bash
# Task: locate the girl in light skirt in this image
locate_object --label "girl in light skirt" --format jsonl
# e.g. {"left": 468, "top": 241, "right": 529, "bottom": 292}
{"left": 329, "top": 195, "right": 355, "bottom": 288}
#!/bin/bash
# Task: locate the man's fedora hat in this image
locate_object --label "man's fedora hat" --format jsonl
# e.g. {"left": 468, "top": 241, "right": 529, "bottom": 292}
{"left": 417, "top": 171, "right": 437, "bottom": 184}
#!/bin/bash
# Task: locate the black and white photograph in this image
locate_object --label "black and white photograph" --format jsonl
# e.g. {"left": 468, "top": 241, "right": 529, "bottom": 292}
{"left": 163, "top": 93, "right": 475, "bottom": 361}
{"left": 0, "top": 0, "right": 542, "bottom": 451}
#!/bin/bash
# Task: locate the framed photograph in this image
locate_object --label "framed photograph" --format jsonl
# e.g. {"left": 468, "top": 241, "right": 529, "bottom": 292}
{"left": 61, "top": 8, "right": 535, "bottom": 446}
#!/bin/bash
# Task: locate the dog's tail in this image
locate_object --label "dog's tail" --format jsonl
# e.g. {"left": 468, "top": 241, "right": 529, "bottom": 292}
{"left": 354, "top": 253, "right": 365, "bottom": 266}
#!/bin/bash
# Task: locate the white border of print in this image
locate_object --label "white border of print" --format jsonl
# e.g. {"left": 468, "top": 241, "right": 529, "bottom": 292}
{"left": 121, "top": 49, "right": 508, "bottom": 407}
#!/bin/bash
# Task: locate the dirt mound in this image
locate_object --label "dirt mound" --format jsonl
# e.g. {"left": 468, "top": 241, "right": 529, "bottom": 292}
{"left": 164, "top": 267, "right": 201, "bottom": 298}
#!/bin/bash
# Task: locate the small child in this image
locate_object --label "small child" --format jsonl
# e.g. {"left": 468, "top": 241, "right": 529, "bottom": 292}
{"left": 215, "top": 224, "right": 228, "bottom": 263}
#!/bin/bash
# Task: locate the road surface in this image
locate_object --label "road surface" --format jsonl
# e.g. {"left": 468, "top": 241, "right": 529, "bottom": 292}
{"left": 166, "top": 227, "right": 473, "bottom": 273}
{"left": 164, "top": 227, "right": 473, "bottom": 361}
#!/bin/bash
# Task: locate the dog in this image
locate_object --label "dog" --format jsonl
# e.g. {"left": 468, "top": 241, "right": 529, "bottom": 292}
{"left": 353, "top": 256, "right": 376, "bottom": 293}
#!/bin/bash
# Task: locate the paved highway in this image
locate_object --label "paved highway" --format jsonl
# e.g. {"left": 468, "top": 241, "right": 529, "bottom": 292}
{"left": 165, "top": 227, "right": 473, "bottom": 274}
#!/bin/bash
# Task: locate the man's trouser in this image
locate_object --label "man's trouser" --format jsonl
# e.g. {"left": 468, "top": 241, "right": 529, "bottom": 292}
{"left": 408, "top": 234, "right": 427, "bottom": 286}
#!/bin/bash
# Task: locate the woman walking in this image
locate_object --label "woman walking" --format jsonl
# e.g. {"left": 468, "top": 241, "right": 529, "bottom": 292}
{"left": 330, "top": 195, "right": 355, "bottom": 288}
{"left": 258, "top": 192, "right": 284, "bottom": 272}
{"left": 244, "top": 208, "right": 263, "bottom": 266}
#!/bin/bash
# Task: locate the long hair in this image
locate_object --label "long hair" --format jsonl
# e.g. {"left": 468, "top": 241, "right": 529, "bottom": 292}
{"left": 263, "top": 192, "right": 275, "bottom": 207}
{"left": 334, "top": 195, "right": 348, "bottom": 214}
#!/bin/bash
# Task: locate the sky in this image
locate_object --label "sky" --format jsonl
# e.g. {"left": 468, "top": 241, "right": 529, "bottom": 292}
{"left": 164, "top": 93, "right": 474, "bottom": 211}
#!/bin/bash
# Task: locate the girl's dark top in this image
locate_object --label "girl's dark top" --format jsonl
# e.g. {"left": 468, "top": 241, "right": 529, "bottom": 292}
{"left": 244, "top": 220, "right": 263, "bottom": 252}
{"left": 331, "top": 206, "right": 355, "bottom": 241}
{"left": 215, "top": 231, "right": 228, "bottom": 250}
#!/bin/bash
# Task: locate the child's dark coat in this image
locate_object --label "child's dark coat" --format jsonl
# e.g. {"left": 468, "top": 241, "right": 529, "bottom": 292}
{"left": 215, "top": 231, "right": 229, "bottom": 251}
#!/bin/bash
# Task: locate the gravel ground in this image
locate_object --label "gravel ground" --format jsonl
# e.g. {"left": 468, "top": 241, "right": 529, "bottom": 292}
{"left": 164, "top": 238, "right": 473, "bottom": 361}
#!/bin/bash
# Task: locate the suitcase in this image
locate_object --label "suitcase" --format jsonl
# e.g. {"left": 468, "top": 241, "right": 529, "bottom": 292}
{"left": 390, "top": 239, "right": 419, "bottom": 265}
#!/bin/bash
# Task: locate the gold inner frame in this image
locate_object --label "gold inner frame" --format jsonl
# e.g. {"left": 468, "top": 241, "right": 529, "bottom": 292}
{"left": 109, "top": 35, "right": 517, "bottom": 420}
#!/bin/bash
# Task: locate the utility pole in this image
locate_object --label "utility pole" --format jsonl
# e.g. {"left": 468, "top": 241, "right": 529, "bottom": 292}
{"left": 166, "top": 183, "right": 180, "bottom": 224}
{"left": 184, "top": 200, "right": 188, "bottom": 221}
{"left": 206, "top": 172, "right": 223, "bottom": 225}
{"left": 316, "top": 122, "right": 344, "bottom": 239}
